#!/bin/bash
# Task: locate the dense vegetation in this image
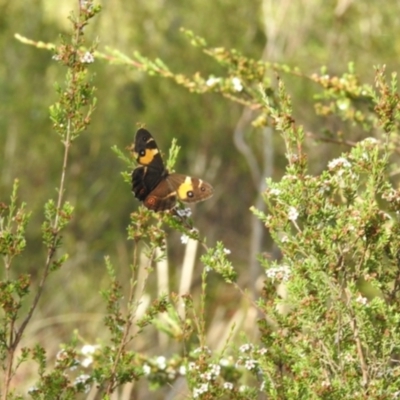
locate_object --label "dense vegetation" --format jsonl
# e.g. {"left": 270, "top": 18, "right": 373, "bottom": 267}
{"left": 2, "top": 0, "right": 400, "bottom": 398}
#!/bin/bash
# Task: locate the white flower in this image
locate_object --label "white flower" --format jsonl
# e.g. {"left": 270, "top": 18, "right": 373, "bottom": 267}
{"left": 356, "top": 294, "right": 368, "bottom": 305}
{"left": 219, "top": 358, "right": 230, "bottom": 366}
{"left": 337, "top": 99, "right": 349, "bottom": 111}
{"left": 232, "top": 77, "right": 243, "bottom": 92}
{"left": 258, "top": 348, "right": 268, "bottom": 355}
{"left": 179, "top": 365, "right": 186, "bottom": 375}
{"left": 81, "top": 344, "right": 99, "bottom": 355}
{"left": 74, "top": 374, "right": 91, "bottom": 393}
{"left": 266, "top": 265, "right": 291, "bottom": 282}
{"left": 239, "top": 343, "right": 254, "bottom": 353}
{"left": 80, "top": 51, "right": 94, "bottom": 64}
{"left": 206, "top": 76, "right": 221, "bottom": 86}
{"left": 244, "top": 359, "right": 257, "bottom": 370}
{"left": 201, "top": 363, "right": 221, "bottom": 380}
{"left": 81, "top": 356, "right": 93, "bottom": 368}
{"left": 156, "top": 356, "right": 167, "bottom": 369}
{"left": 224, "top": 382, "right": 234, "bottom": 390}
{"left": 223, "top": 248, "right": 231, "bottom": 255}
{"left": 143, "top": 364, "right": 151, "bottom": 375}
{"left": 209, "top": 363, "right": 221, "bottom": 376}
{"left": 188, "top": 362, "right": 197, "bottom": 371}
{"left": 193, "top": 346, "right": 211, "bottom": 355}
{"left": 363, "top": 137, "right": 378, "bottom": 145}
{"left": 56, "top": 349, "right": 68, "bottom": 360}
{"left": 181, "top": 234, "right": 189, "bottom": 244}
{"left": 176, "top": 207, "right": 192, "bottom": 217}
{"left": 328, "top": 157, "right": 351, "bottom": 170}
{"left": 288, "top": 206, "right": 299, "bottom": 221}
{"left": 74, "top": 374, "right": 90, "bottom": 384}
{"left": 204, "top": 265, "right": 212, "bottom": 272}
{"left": 270, "top": 188, "right": 281, "bottom": 196}
{"left": 193, "top": 383, "right": 209, "bottom": 398}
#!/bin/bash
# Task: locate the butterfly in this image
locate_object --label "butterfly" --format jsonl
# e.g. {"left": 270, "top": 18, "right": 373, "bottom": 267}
{"left": 131, "top": 128, "right": 213, "bottom": 211}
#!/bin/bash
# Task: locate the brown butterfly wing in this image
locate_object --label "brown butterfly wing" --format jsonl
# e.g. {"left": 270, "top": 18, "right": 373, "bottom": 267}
{"left": 142, "top": 175, "right": 178, "bottom": 211}
{"left": 142, "top": 174, "right": 213, "bottom": 211}
{"left": 131, "top": 128, "right": 168, "bottom": 203}
{"left": 132, "top": 167, "right": 160, "bottom": 201}
{"left": 167, "top": 174, "right": 214, "bottom": 203}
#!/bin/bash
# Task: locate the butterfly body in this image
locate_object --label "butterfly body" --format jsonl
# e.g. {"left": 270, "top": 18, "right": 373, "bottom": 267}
{"left": 131, "top": 129, "right": 213, "bottom": 211}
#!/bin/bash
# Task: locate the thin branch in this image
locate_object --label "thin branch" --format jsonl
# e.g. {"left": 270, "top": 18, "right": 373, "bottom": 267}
{"left": 305, "top": 131, "right": 357, "bottom": 147}
{"left": 344, "top": 288, "right": 369, "bottom": 387}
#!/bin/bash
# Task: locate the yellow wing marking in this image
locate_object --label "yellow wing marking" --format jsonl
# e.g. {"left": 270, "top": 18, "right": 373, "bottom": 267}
{"left": 177, "top": 176, "right": 194, "bottom": 200}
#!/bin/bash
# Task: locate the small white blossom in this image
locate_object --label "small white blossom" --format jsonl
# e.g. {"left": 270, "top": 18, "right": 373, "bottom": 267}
{"left": 176, "top": 207, "right": 192, "bottom": 217}
{"left": 266, "top": 265, "right": 291, "bottom": 282}
{"left": 270, "top": 188, "right": 281, "bottom": 196}
{"left": 219, "top": 358, "right": 230, "bottom": 366}
{"left": 188, "top": 362, "right": 197, "bottom": 371}
{"left": 239, "top": 343, "right": 254, "bottom": 353}
{"left": 224, "top": 382, "right": 234, "bottom": 390}
{"left": 81, "top": 344, "right": 99, "bottom": 355}
{"left": 337, "top": 99, "right": 349, "bottom": 111}
{"left": 143, "top": 364, "right": 151, "bottom": 375}
{"left": 321, "top": 380, "right": 331, "bottom": 388}
{"left": 223, "top": 248, "right": 231, "bottom": 255}
{"left": 156, "top": 356, "right": 167, "bottom": 369}
{"left": 80, "top": 1, "right": 94, "bottom": 12}
{"left": 81, "top": 356, "right": 93, "bottom": 368}
{"left": 52, "top": 54, "right": 61, "bottom": 61}
{"left": 344, "top": 353, "right": 354, "bottom": 363}
{"left": 74, "top": 374, "right": 91, "bottom": 393}
{"left": 239, "top": 385, "right": 248, "bottom": 392}
{"left": 232, "top": 77, "right": 243, "bottom": 92}
{"left": 363, "top": 137, "right": 379, "bottom": 145}
{"left": 201, "top": 363, "right": 221, "bottom": 380}
{"left": 258, "top": 348, "right": 268, "bottom": 355}
{"left": 356, "top": 294, "right": 368, "bottom": 305}
{"left": 193, "top": 383, "right": 209, "bottom": 398}
{"left": 288, "top": 206, "right": 299, "bottom": 221}
{"left": 80, "top": 51, "right": 94, "bottom": 64}
{"left": 56, "top": 349, "right": 68, "bottom": 360}
{"left": 179, "top": 365, "right": 187, "bottom": 375}
{"left": 27, "top": 387, "right": 39, "bottom": 394}
{"left": 167, "top": 370, "right": 177, "bottom": 380}
{"left": 209, "top": 363, "right": 221, "bottom": 376}
{"left": 206, "top": 76, "right": 221, "bottom": 86}
{"left": 245, "top": 359, "right": 257, "bottom": 370}
{"left": 328, "top": 157, "right": 351, "bottom": 170}
{"left": 81, "top": 344, "right": 99, "bottom": 368}
{"left": 74, "top": 374, "right": 90, "bottom": 384}
{"left": 193, "top": 346, "right": 211, "bottom": 355}
{"left": 181, "top": 234, "right": 189, "bottom": 244}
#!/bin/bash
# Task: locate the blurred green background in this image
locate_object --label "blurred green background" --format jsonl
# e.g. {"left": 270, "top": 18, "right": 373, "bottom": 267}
{"left": 1, "top": 0, "right": 400, "bottom": 390}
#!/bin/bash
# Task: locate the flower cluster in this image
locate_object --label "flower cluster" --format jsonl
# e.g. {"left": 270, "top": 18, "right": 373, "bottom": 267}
{"left": 265, "top": 264, "right": 291, "bottom": 282}
{"left": 175, "top": 207, "right": 192, "bottom": 218}
{"left": 201, "top": 242, "right": 236, "bottom": 282}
